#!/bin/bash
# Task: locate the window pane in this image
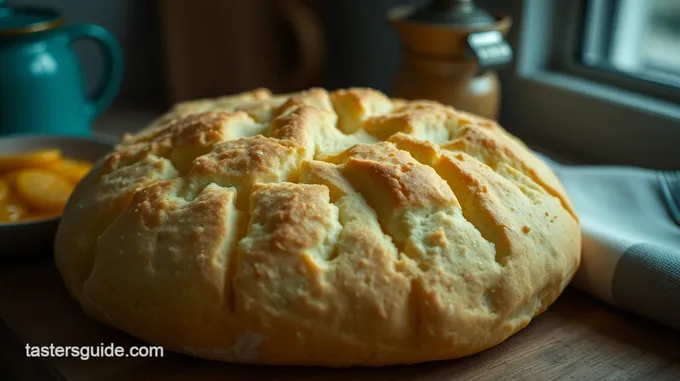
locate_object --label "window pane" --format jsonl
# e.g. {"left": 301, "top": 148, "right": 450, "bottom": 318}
{"left": 582, "top": 0, "right": 680, "bottom": 88}
{"left": 641, "top": 0, "right": 680, "bottom": 74}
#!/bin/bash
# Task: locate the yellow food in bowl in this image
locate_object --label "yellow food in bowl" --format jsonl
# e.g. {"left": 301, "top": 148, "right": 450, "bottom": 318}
{"left": 0, "top": 149, "right": 62, "bottom": 171}
{"left": 0, "top": 149, "right": 92, "bottom": 223}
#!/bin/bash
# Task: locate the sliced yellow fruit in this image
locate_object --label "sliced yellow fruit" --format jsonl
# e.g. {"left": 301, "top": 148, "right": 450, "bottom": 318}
{"left": 15, "top": 169, "right": 74, "bottom": 212}
{"left": 46, "top": 158, "right": 93, "bottom": 184}
{"left": 0, "top": 201, "right": 25, "bottom": 223}
{"left": 0, "top": 149, "right": 62, "bottom": 172}
{"left": 2, "top": 171, "right": 20, "bottom": 186}
{"left": 0, "top": 178, "right": 9, "bottom": 204}
{"left": 0, "top": 178, "right": 27, "bottom": 223}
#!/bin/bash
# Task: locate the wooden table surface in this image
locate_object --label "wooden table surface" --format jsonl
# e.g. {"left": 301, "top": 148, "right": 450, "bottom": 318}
{"left": 0, "top": 259, "right": 679, "bottom": 381}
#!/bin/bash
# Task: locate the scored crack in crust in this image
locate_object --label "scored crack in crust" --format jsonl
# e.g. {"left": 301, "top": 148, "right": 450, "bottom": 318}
{"left": 54, "top": 87, "right": 581, "bottom": 367}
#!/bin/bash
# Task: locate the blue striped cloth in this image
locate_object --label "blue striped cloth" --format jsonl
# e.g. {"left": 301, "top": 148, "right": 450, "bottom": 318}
{"left": 540, "top": 156, "right": 680, "bottom": 331}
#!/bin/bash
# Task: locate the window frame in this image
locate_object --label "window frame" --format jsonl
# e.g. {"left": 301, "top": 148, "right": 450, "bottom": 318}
{"left": 488, "top": 0, "right": 680, "bottom": 169}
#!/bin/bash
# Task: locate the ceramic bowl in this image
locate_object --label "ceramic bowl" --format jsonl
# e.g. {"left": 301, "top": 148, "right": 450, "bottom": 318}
{"left": 0, "top": 134, "right": 117, "bottom": 262}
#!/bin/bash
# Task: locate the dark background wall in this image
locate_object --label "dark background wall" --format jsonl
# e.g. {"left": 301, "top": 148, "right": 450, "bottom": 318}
{"left": 9, "top": 0, "right": 499, "bottom": 104}
{"left": 323, "top": 0, "right": 423, "bottom": 93}
{"left": 10, "top": 0, "right": 165, "bottom": 104}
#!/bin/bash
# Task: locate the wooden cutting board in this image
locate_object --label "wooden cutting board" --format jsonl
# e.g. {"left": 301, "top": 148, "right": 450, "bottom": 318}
{"left": 1, "top": 259, "right": 679, "bottom": 381}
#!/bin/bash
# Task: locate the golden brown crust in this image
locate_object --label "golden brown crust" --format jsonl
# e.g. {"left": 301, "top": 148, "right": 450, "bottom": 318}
{"left": 55, "top": 87, "right": 581, "bottom": 367}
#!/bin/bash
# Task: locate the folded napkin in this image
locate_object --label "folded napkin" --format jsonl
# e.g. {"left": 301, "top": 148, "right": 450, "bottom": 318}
{"left": 539, "top": 155, "right": 680, "bottom": 331}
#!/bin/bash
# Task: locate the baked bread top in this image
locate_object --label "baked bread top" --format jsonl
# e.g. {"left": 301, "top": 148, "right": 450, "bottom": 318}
{"left": 55, "top": 87, "right": 581, "bottom": 367}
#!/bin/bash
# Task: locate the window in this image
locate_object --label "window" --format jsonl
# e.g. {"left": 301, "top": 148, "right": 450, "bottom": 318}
{"left": 487, "top": 0, "right": 680, "bottom": 169}
{"left": 581, "top": 0, "right": 680, "bottom": 93}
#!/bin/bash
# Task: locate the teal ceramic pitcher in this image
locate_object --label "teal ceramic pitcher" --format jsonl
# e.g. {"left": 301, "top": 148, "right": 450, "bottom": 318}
{"left": 0, "top": 1, "right": 123, "bottom": 136}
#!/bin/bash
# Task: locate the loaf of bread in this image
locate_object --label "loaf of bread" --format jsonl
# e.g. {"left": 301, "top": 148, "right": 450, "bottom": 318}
{"left": 55, "top": 87, "right": 580, "bottom": 367}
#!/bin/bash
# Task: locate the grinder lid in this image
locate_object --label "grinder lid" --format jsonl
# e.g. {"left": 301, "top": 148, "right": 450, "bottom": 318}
{"left": 405, "top": 0, "right": 497, "bottom": 28}
{"left": 392, "top": 0, "right": 514, "bottom": 74}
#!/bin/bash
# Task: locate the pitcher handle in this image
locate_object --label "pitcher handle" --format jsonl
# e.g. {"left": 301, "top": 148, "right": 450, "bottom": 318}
{"left": 63, "top": 23, "right": 123, "bottom": 120}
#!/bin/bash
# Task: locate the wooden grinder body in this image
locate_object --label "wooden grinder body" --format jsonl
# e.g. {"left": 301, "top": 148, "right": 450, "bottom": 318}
{"left": 390, "top": 8, "right": 512, "bottom": 120}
